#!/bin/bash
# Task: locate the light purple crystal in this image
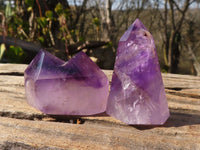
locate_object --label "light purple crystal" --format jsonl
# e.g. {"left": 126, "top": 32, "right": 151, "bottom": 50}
{"left": 24, "top": 50, "right": 109, "bottom": 115}
{"left": 106, "top": 19, "right": 170, "bottom": 125}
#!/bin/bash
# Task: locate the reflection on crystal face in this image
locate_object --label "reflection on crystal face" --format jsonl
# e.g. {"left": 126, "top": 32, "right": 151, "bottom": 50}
{"left": 24, "top": 50, "right": 109, "bottom": 115}
{"left": 106, "top": 19, "right": 170, "bottom": 125}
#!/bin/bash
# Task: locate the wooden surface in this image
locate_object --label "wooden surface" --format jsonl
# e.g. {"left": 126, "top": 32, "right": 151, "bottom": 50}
{"left": 0, "top": 64, "right": 200, "bottom": 150}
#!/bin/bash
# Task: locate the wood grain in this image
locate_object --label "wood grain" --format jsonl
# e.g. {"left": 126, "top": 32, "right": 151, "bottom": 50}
{"left": 0, "top": 64, "right": 200, "bottom": 150}
{"left": 1, "top": 63, "right": 200, "bottom": 89}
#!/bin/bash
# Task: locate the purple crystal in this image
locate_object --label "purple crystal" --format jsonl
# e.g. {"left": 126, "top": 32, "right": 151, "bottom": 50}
{"left": 24, "top": 50, "right": 109, "bottom": 115}
{"left": 106, "top": 19, "right": 170, "bottom": 125}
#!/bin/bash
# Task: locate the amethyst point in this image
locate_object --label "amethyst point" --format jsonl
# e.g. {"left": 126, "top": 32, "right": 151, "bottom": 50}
{"left": 106, "top": 19, "right": 170, "bottom": 125}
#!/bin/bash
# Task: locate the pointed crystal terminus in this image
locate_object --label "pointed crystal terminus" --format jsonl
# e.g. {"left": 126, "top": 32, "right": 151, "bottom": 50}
{"left": 106, "top": 19, "right": 170, "bottom": 125}
{"left": 24, "top": 50, "right": 109, "bottom": 115}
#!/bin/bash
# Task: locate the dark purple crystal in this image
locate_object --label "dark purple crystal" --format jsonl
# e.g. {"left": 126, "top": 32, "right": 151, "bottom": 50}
{"left": 106, "top": 19, "right": 170, "bottom": 125}
{"left": 25, "top": 50, "right": 109, "bottom": 115}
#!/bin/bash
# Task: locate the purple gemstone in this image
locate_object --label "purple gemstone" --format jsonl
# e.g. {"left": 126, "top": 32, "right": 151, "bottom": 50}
{"left": 24, "top": 50, "right": 109, "bottom": 115}
{"left": 106, "top": 19, "right": 170, "bottom": 125}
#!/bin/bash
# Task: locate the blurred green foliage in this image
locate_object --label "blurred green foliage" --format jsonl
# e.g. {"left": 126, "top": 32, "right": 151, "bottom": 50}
{"left": 0, "top": 1, "right": 103, "bottom": 63}
{"left": 25, "top": 0, "right": 34, "bottom": 7}
{"left": 92, "top": 17, "right": 100, "bottom": 27}
{"left": 0, "top": 2, "right": 77, "bottom": 63}
{"left": 5, "top": 2, "right": 13, "bottom": 19}
{"left": 4, "top": 46, "right": 27, "bottom": 63}
{"left": 54, "top": 3, "right": 64, "bottom": 16}
{"left": 106, "top": 41, "right": 113, "bottom": 48}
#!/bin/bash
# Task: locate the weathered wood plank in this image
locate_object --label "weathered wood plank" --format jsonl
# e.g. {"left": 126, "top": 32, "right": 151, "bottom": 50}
{"left": 0, "top": 64, "right": 27, "bottom": 75}
{"left": 162, "top": 73, "right": 200, "bottom": 89}
{"left": 0, "top": 63, "right": 200, "bottom": 149}
{"left": 1, "top": 64, "right": 200, "bottom": 89}
{"left": 0, "top": 116, "right": 200, "bottom": 150}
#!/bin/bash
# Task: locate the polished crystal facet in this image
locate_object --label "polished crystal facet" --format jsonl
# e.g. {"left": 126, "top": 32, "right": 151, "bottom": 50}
{"left": 24, "top": 50, "right": 109, "bottom": 115}
{"left": 106, "top": 19, "right": 170, "bottom": 125}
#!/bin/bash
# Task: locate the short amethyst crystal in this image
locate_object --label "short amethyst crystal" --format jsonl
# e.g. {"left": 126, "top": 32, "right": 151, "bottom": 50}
{"left": 106, "top": 19, "right": 170, "bottom": 125}
{"left": 24, "top": 50, "right": 109, "bottom": 115}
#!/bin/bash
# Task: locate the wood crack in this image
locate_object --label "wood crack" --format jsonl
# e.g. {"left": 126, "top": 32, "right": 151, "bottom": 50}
{"left": 166, "top": 90, "right": 200, "bottom": 99}
{"left": 0, "top": 72, "right": 24, "bottom": 76}
{"left": 0, "top": 142, "right": 64, "bottom": 150}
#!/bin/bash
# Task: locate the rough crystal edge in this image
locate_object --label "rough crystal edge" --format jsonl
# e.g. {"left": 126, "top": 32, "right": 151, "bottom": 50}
{"left": 106, "top": 18, "right": 170, "bottom": 125}
{"left": 24, "top": 49, "right": 109, "bottom": 116}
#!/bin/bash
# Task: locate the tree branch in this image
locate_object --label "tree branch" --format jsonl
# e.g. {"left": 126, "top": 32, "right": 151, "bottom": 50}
{"left": 176, "top": 0, "right": 191, "bottom": 32}
{"left": 68, "top": 41, "right": 109, "bottom": 54}
{"left": 36, "top": 0, "right": 42, "bottom": 17}
{"left": 171, "top": 0, "right": 183, "bottom": 13}
{"left": 169, "top": 0, "right": 176, "bottom": 30}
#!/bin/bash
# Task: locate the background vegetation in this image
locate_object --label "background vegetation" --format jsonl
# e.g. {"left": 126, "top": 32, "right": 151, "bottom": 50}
{"left": 0, "top": 0, "right": 200, "bottom": 75}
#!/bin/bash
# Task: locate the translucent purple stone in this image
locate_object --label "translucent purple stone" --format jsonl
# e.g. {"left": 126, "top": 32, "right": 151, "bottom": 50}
{"left": 24, "top": 50, "right": 109, "bottom": 115}
{"left": 106, "top": 19, "right": 170, "bottom": 125}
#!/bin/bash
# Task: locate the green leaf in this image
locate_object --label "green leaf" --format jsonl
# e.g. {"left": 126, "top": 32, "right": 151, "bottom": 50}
{"left": 38, "top": 36, "right": 44, "bottom": 43}
{"left": 27, "top": 6, "right": 33, "bottom": 12}
{"left": 0, "top": 44, "right": 6, "bottom": 60}
{"left": 25, "top": 0, "right": 34, "bottom": 7}
{"left": 5, "top": 2, "right": 13, "bottom": 19}
{"left": 45, "top": 11, "right": 53, "bottom": 20}
{"left": 63, "top": 8, "right": 70, "bottom": 19}
{"left": 161, "top": 69, "right": 168, "bottom": 73}
{"left": 92, "top": 17, "right": 100, "bottom": 27}
{"left": 6, "top": 46, "right": 26, "bottom": 63}
{"left": 79, "top": 37, "right": 85, "bottom": 42}
{"left": 37, "top": 17, "right": 48, "bottom": 28}
{"left": 55, "top": 3, "right": 63, "bottom": 15}
{"left": 106, "top": 41, "right": 112, "bottom": 48}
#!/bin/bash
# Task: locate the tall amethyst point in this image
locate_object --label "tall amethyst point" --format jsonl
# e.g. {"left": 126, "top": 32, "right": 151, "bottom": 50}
{"left": 24, "top": 50, "right": 109, "bottom": 115}
{"left": 106, "top": 19, "right": 170, "bottom": 125}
